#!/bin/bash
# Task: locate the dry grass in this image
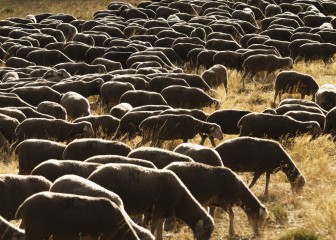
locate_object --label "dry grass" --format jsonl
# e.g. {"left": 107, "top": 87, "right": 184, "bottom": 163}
{"left": 1, "top": 1, "right": 336, "bottom": 239}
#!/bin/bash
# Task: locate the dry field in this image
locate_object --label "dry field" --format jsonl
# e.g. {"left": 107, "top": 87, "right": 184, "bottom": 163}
{"left": 1, "top": 1, "right": 336, "bottom": 239}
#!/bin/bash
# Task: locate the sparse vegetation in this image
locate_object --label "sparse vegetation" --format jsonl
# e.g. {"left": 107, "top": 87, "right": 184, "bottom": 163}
{"left": 0, "top": 1, "right": 336, "bottom": 239}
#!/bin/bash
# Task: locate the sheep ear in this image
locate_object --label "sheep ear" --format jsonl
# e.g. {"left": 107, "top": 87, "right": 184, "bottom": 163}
{"left": 83, "top": 125, "right": 88, "bottom": 132}
{"left": 209, "top": 126, "right": 215, "bottom": 132}
{"left": 195, "top": 219, "right": 204, "bottom": 230}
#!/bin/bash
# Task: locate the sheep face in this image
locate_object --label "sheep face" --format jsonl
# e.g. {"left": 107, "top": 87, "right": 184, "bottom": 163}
{"left": 192, "top": 217, "right": 214, "bottom": 240}
{"left": 307, "top": 122, "right": 322, "bottom": 138}
{"left": 247, "top": 206, "right": 268, "bottom": 236}
{"left": 290, "top": 174, "right": 306, "bottom": 193}
{"left": 81, "top": 123, "right": 95, "bottom": 138}
{"left": 209, "top": 125, "right": 223, "bottom": 141}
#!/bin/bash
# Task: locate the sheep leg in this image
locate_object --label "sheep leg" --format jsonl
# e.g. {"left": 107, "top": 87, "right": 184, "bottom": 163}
{"left": 300, "top": 93, "right": 305, "bottom": 99}
{"left": 273, "top": 91, "right": 278, "bottom": 105}
{"left": 199, "top": 134, "right": 207, "bottom": 145}
{"left": 154, "top": 218, "right": 165, "bottom": 240}
{"left": 249, "top": 171, "right": 263, "bottom": 189}
{"left": 265, "top": 172, "right": 271, "bottom": 196}
{"left": 227, "top": 207, "right": 235, "bottom": 235}
{"left": 210, "top": 137, "right": 216, "bottom": 147}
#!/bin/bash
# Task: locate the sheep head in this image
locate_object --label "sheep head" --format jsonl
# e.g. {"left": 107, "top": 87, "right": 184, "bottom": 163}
{"left": 209, "top": 125, "right": 223, "bottom": 141}
{"left": 193, "top": 215, "right": 214, "bottom": 240}
{"left": 290, "top": 174, "right": 306, "bottom": 193}
{"left": 307, "top": 122, "right": 322, "bottom": 138}
{"left": 247, "top": 206, "right": 268, "bottom": 236}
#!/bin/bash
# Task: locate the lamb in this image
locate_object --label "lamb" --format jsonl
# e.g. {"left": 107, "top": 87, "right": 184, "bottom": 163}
{"left": 88, "top": 164, "right": 215, "bottom": 240}
{"left": 112, "top": 110, "right": 162, "bottom": 141}
{"left": 238, "top": 112, "right": 322, "bottom": 140}
{"left": 100, "top": 81, "right": 135, "bottom": 108}
{"left": 119, "top": 90, "right": 168, "bottom": 108}
{"left": 165, "top": 162, "right": 268, "bottom": 236}
{"left": 63, "top": 138, "right": 132, "bottom": 161}
{"left": 215, "top": 137, "right": 306, "bottom": 195}
{"left": 30, "top": 159, "right": 101, "bottom": 182}
{"left": 273, "top": 71, "right": 319, "bottom": 104}
{"left": 49, "top": 175, "right": 155, "bottom": 240}
{"left": 0, "top": 214, "right": 25, "bottom": 240}
{"left": 60, "top": 91, "right": 90, "bottom": 120}
{"left": 16, "top": 191, "right": 140, "bottom": 240}
{"left": 10, "top": 86, "right": 62, "bottom": 107}
{"left": 36, "top": 101, "right": 67, "bottom": 120}
{"left": 137, "top": 114, "right": 223, "bottom": 147}
{"left": 73, "top": 114, "right": 119, "bottom": 137}
{"left": 0, "top": 113, "right": 20, "bottom": 142}
{"left": 315, "top": 84, "right": 336, "bottom": 111}
{"left": 0, "top": 174, "right": 51, "bottom": 220}
{"left": 173, "top": 143, "right": 224, "bottom": 167}
{"left": 284, "top": 111, "right": 326, "bottom": 130}
{"left": 127, "top": 147, "right": 194, "bottom": 169}
{"left": 11, "top": 118, "right": 94, "bottom": 150}
{"left": 110, "top": 103, "right": 133, "bottom": 119}
{"left": 161, "top": 85, "right": 221, "bottom": 109}
{"left": 242, "top": 54, "right": 293, "bottom": 89}
{"left": 201, "top": 64, "right": 228, "bottom": 94}
{"left": 85, "top": 155, "right": 157, "bottom": 169}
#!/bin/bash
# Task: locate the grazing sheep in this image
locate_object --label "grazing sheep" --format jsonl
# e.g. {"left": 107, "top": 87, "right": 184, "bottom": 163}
{"left": 147, "top": 76, "right": 189, "bottom": 93}
{"left": 60, "top": 91, "right": 90, "bottom": 120}
{"left": 0, "top": 174, "right": 51, "bottom": 220}
{"left": 284, "top": 111, "right": 325, "bottom": 130}
{"left": 113, "top": 110, "right": 162, "bottom": 141}
{"left": 26, "top": 49, "right": 74, "bottom": 67}
{"left": 37, "top": 101, "right": 67, "bottom": 120}
{"left": 165, "top": 162, "right": 268, "bottom": 235}
{"left": 119, "top": 90, "right": 167, "bottom": 108}
{"left": 109, "top": 102, "right": 133, "bottom": 119}
{"left": 242, "top": 54, "right": 293, "bottom": 89}
{"left": 215, "top": 137, "right": 306, "bottom": 195}
{"left": 138, "top": 114, "right": 223, "bottom": 147}
{"left": 127, "top": 147, "right": 194, "bottom": 169}
{"left": 16, "top": 191, "right": 140, "bottom": 240}
{"left": 63, "top": 138, "right": 132, "bottom": 161}
{"left": 213, "top": 51, "right": 244, "bottom": 72}
{"left": 0, "top": 214, "right": 25, "bottom": 240}
{"left": 88, "top": 164, "right": 215, "bottom": 240}
{"left": 43, "top": 68, "right": 71, "bottom": 82}
{"left": 49, "top": 175, "right": 155, "bottom": 240}
{"left": 315, "top": 84, "right": 336, "bottom": 111}
{"left": 324, "top": 107, "right": 336, "bottom": 138}
{"left": 11, "top": 118, "right": 94, "bottom": 150}
{"left": 279, "top": 99, "right": 324, "bottom": 111}
{"left": 54, "top": 62, "right": 107, "bottom": 75}
{"left": 73, "top": 115, "right": 119, "bottom": 137}
{"left": 276, "top": 104, "right": 325, "bottom": 115}
{"left": 31, "top": 160, "right": 101, "bottom": 182}
{"left": 201, "top": 64, "right": 228, "bottom": 94}
{"left": 173, "top": 143, "right": 223, "bottom": 167}
{"left": 52, "top": 78, "right": 104, "bottom": 98}
{"left": 296, "top": 43, "right": 336, "bottom": 64}
{"left": 0, "top": 95, "right": 34, "bottom": 108}
{"left": 85, "top": 155, "right": 157, "bottom": 169}
{"left": 5, "top": 106, "right": 55, "bottom": 119}
{"left": 273, "top": 71, "right": 319, "bottom": 104}
{"left": 238, "top": 112, "right": 322, "bottom": 140}
{"left": 0, "top": 107, "right": 26, "bottom": 122}
{"left": 100, "top": 81, "right": 135, "bottom": 107}
{"left": 10, "top": 86, "right": 62, "bottom": 107}
{"left": 161, "top": 85, "right": 221, "bottom": 110}
{"left": 113, "top": 75, "right": 148, "bottom": 91}
{"left": 0, "top": 113, "right": 20, "bottom": 142}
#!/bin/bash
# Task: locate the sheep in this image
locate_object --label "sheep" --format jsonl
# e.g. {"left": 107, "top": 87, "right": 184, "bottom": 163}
{"left": 85, "top": 155, "right": 157, "bottom": 169}
{"left": 242, "top": 54, "right": 293, "bottom": 89}
{"left": 49, "top": 175, "right": 155, "bottom": 240}
{"left": 88, "top": 164, "right": 215, "bottom": 240}
{"left": 279, "top": 99, "right": 325, "bottom": 112}
{"left": 110, "top": 102, "right": 133, "bottom": 119}
{"left": 112, "top": 110, "right": 162, "bottom": 141}
{"left": 4, "top": 106, "right": 55, "bottom": 119}
{"left": 174, "top": 142, "right": 224, "bottom": 166}
{"left": 315, "top": 84, "right": 336, "bottom": 111}
{"left": 30, "top": 160, "right": 101, "bottom": 182}
{"left": 213, "top": 51, "right": 244, "bottom": 71}
{"left": 127, "top": 147, "right": 194, "bottom": 169}
{"left": 0, "top": 174, "right": 51, "bottom": 220}
{"left": 147, "top": 76, "right": 190, "bottom": 93}
{"left": 73, "top": 114, "right": 119, "bottom": 137}
{"left": 54, "top": 62, "right": 107, "bottom": 75}
{"left": 284, "top": 111, "right": 326, "bottom": 130}
{"left": 295, "top": 43, "right": 336, "bottom": 64}
{"left": 6, "top": 56, "right": 35, "bottom": 68}
{"left": 276, "top": 104, "right": 325, "bottom": 115}
{"left": 51, "top": 78, "right": 104, "bottom": 98}
{"left": 273, "top": 70, "right": 319, "bottom": 104}
{"left": 288, "top": 39, "right": 319, "bottom": 59}
{"left": 215, "top": 136, "right": 306, "bottom": 195}
{"left": 100, "top": 81, "right": 135, "bottom": 107}
{"left": 16, "top": 191, "right": 140, "bottom": 240}
{"left": 42, "top": 68, "right": 71, "bottom": 82}
{"left": 238, "top": 112, "right": 322, "bottom": 140}
{"left": 112, "top": 75, "right": 148, "bottom": 91}
{"left": 137, "top": 114, "right": 223, "bottom": 147}
{"left": 11, "top": 118, "right": 94, "bottom": 150}
{"left": 0, "top": 113, "right": 20, "bottom": 142}
{"left": 60, "top": 91, "right": 90, "bottom": 120}
{"left": 165, "top": 162, "right": 268, "bottom": 235}
{"left": 63, "top": 138, "right": 132, "bottom": 161}
{"left": 0, "top": 95, "right": 34, "bottom": 108}
{"left": 323, "top": 107, "right": 336, "bottom": 137}
{"left": 0, "top": 214, "right": 25, "bottom": 240}
{"left": 119, "top": 90, "right": 167, "bottom": 108}
{"left": 201, "top": 64, "right": 228, "bottom": 94}
{"left": 26, "top": 49, "right": 74, "bottom": 67}
{"left": 36, "top": 101, "right": 67, "bottom": 120}
{"left": 161, "top": 85, "right": 221, "bottom": 110}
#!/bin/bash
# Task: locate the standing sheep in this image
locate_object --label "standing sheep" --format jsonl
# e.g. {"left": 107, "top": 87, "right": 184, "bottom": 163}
{"left": 110, "top": 103, "right": 133, "bottom": 119}
{"left": 238, "top": 112, "right": 322, "bottom": 140}
{"left": 100, "top": 81, "right": 135, "bottom": 108}
{"left": 60, "top": 91, "right": 90, "bottom": 120}
{"left": 284, "top": 111, "right": 326, "bottom": 130}
{"left": 215, "top": 137, "right": 306, "bottom": 195}
{"left": 323, "top": 107, "right": 336, "bottom": 138}
{"left": 315, "top": 84, "right": 336, "bottom": 111}
{"left": 63, "top": 138, "right": 132, "bottom": 160}
{"left": 138, "top": 114, "right": 223, "bottom": 147}
{"left": 37, "top": 101, "right": 67, "bottom": 120}
{"left": 201, "top": 64, "right": 228, "bottom": 94}
{"left": 88, "top": 164, "right": 215, "bottom": 240}
{"left": 0, "top": 113, "right": 20, "bottom": 142}
{"left": 16, "top": 192, "right": 140, "bottom": 240}
{"left": 14, "top": 139, "right": 66, "bottom": 175}
{"left": 273, "top": 71, "right": 319, "bottom": 104}
{"left": 165, "top": 162, "right": 268, "bottom": 236}
{"left": 0, "top": 174, "right": 51, "bottom": 220}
